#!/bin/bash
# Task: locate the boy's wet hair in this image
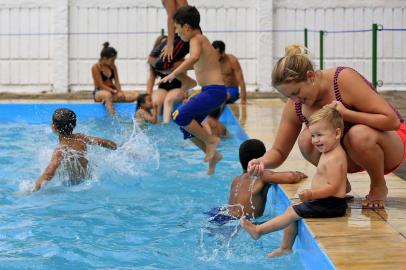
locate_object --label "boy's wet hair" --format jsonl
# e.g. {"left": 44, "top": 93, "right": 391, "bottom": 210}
{"left": 308, "top": 106, "right": 344, "bottom": 134}
{"left": 136, "top": 94, "right": 149, "bottom": 111}
{"left": 100, "top": 42, "right": 118, "bottom": 60}
{"left": 173, "top": 6, "right": 200, "bottom": 29}
{"left": 52, "top": 108, "right": 77, "bottom": 136}
{"left": 212, "top": 40, "right": 225, "bottom": 54}
{"left": 239, "top": 139, "right": 266, "bottom": 171}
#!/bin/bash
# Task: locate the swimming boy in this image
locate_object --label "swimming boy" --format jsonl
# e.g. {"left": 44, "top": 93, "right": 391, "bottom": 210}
{"left": 206, "top": 139, "right": 307, "bottom": 225}
{"left": 33, "top": 108, "right": 117, "bottom": 191}
{"left": 159, "top": 6, "right": 227, "bottom": 175}
{"left": 212, "top": 40, "right": 247, "bottom": 104}
{"left": 241, "top": 106, "right": 348, "bottom": 258}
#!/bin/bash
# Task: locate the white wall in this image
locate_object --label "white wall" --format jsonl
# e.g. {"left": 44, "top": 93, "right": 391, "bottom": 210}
{"left": 0, "top": 0, "right": 404, "bottom": 93}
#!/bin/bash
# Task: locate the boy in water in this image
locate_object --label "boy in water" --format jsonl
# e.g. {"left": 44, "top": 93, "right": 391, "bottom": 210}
{"left": 206, "top": 139, "right": 307, "bottom": 225}
{"left": 159, "top": 6, "right": 227, "bottom": 175}
{"left": 33, "top": 108, "right": 117, "bottom": 191}
{"left": 241, "top": 106, "right": 348, "bottom": 258}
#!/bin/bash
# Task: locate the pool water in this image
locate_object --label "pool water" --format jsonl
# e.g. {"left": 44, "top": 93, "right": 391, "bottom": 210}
{"left": 0, "top": 106, "right": 306, "bottom": 269}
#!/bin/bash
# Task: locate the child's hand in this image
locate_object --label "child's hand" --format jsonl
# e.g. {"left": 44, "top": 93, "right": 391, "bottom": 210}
{"left": 299, "top": 189, "right": 312, "bottom": 201}
{"left": 247, "top": 159, "right": 264, "bottom": 177}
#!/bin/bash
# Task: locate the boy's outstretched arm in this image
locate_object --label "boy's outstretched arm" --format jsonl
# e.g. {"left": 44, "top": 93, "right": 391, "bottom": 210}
{"left": 261, "top": 170, "right": 307, "bottom": 185}
{"left": 33, "top": 149, "right": 63, "bottom": 192}
{"left": 81, "top": 134, "right": 117, "bottom": 150}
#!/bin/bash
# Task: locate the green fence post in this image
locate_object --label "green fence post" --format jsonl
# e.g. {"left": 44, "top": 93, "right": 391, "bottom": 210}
{"left": 319, "top": 30, "right": 324, "bottom": 70}
{"left": 161, "top": 28, "right": 165, "bottom": 36}
{"left": 372, "top": 23, "right": 378, "bottom": 88}
{"left": 304, "top": 28, "right": 308, "bottom": 48}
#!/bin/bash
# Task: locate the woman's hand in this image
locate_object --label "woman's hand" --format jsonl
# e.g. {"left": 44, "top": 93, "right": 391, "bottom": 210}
{"left": 247, "top": 159, "right": 264, "bottom": 177}
{"left": 325, "top": 100, "right": 346, "bottom": 116}
{"left": 158, "top": 73, "right": 175, "bottom": 85}
{"left": 161, "top": 43, "right": 174, "bottom": 62}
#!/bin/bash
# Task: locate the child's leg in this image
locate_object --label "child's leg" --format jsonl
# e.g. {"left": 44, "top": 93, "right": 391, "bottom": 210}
{"left": 267, "top": 222, "right": 298, "bottom": 258}
{"left": 152, "top": 89, "right": 168, "bottom": 118}
{"left": 191, "top": 137, "right": 222, "bottom": 175}
{"left": 240, "top": 206, "right": 300, "bottom": 240}
{"left": 163, "top": 88, "right": 184, "bottom": 123}
{"left": 185, "top": 120, "right": 220, "bottom": 162}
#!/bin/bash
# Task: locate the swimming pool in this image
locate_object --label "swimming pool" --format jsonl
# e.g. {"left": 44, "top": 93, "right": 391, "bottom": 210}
{"left": 0, "top": 103, "right": 334, "bottom": 269}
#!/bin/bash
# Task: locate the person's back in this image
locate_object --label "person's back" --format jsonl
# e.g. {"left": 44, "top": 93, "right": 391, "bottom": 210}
{"left": 228, "top": 173, "right": 269, "bottom": 218}
{"left": 33, "top": 108, "right": 117, "bottom": 191}
{"left": 227, "top": 139, "right": 306, "bottom": 219}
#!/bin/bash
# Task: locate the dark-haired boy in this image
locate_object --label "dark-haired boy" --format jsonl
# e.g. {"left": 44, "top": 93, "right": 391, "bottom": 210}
{"left": 159, "top": 6, "right": 227, "bottom": 175}
{"left": 33, "top": 108, "right": 117, "bottom": 191}
{"left": 206, "top": 139, "right": 307, "bottom": 224}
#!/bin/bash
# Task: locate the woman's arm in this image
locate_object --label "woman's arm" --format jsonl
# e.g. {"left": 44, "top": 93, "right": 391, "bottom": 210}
{"left": 161, "top": 0, "right": 177, "bottom": 62}
{"left": 112, "top": 64, "right": 122, "bottom": 91}
{"left": 147, "top": 66, "right": 156, "bottom": 96}
{"left": 337, "top": 68, "right": 400, "bottom": 131}
{"left": 248, "top": 100, "right": 302, "bottom": 176}
{"left": 262, "top": 100, "right": 303, "bottom": 168}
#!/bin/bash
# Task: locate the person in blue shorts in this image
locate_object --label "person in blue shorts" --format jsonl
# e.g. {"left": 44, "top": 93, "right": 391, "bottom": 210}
{"left": 212, "top": 40, "right": 247, "bottom": 104}
{"left": 159, "top": 6, "right": 227, "bottom": 175}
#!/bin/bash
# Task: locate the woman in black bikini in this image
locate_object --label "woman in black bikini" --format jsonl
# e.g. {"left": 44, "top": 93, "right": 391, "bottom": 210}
{"left": 91, "top": 42, "right": 138, "bottom": 115}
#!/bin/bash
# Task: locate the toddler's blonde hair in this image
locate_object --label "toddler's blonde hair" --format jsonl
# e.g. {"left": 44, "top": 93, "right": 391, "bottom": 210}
{"left": 308, "top": 106, "right": 344, "bottom": 134}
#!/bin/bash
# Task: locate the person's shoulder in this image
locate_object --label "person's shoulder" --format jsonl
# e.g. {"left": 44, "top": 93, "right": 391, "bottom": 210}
{"left": 92, "top": 63, "right": 100, "bottom": 70}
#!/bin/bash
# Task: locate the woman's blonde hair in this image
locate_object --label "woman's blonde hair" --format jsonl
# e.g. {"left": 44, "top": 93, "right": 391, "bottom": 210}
{"left": 272, "top": 44, "right": 314, "bottom": 87}
{"left": 308, "top": 106, "right": 344, "bottom": 132}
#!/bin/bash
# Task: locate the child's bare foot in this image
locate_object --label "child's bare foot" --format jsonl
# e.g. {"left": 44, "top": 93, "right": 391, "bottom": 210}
{"left": 267, "top": 247, "right": 292, "bottom": 258}
{"left": 207, "top": 151, "right": 222, "bottom": 175}
{"left": 240, "top": 217, "right": 260, "bottom": 240}
{"left": 204, "top": 136, "right": 220, "bottom": 162}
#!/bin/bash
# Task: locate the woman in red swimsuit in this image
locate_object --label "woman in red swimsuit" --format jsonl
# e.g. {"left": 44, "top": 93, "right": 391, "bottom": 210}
{"left": 248, "top": 44, "right": 405, "bottom": 209}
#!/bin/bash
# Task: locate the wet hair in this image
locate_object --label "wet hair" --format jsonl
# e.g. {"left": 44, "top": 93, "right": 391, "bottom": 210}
{"left": 308, "top": 106, "right": 344, "bottom": 133}
{"left": 136, "top": 94, "right": 149, "bottom": 111}
{"left": 212, "top": 40, "right": 225, "bottom": 54}
{"left": 272, "top": 44, "right": 314, "bottom": 87}
{"left": 173, "top": 6, "right": 200, "bottom": 29}
{"left": 239, "top": 139, "right": 266, "bottom": 171}
{"left": 100, "top": 42, "right": 117, "bottom": 60}
{"left": 52, "top": 108, "right": 77, "bottom": 136}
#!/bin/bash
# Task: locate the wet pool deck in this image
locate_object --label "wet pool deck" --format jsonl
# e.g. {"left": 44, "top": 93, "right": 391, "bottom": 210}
{"left": 1, "top": 91, "right": 405, "bottom": 269}
{"left": 229, "top": 96, "right": 406, "bottom": 270}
